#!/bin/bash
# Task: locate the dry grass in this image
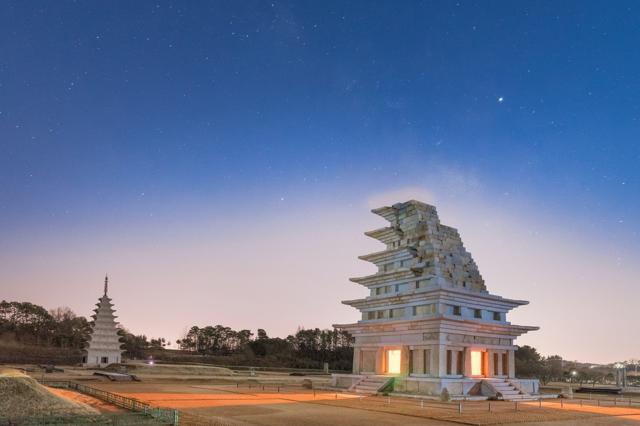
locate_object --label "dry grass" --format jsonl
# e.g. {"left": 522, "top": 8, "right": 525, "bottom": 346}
{"left": 122, "top": 362, "right": 235, "bottom": 377}
{"left": 0, "top": 368, "right": 98, "bottom": 417}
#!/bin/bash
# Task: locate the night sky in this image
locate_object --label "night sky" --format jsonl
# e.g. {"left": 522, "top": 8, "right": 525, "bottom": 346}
{"left": 1, "top": 1, "right": 638, "bottom": 363}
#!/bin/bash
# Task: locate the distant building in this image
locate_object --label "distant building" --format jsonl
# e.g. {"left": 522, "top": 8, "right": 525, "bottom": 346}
{"left": 333, "top": 200, "right": 539, "bottom": 398}
{"left": 83, "top": 276, "right": 123, "bottom": 367}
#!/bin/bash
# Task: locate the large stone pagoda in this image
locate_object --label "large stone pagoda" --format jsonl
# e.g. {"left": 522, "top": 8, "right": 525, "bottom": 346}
{"left": 83, "top": 275, "right": 123, "bottom": 367}
{"left": 333, "top": 200, "right": 539, "bottom": 398}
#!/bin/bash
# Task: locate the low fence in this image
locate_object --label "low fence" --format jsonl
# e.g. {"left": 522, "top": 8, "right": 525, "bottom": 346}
{"left": 333, "top": 393, "right": 640, "bottom": 415}
{"left": 37, "top": 381, "right": 239, "bottom": 425}
{"left": 40, "top": 381, "right": 177, "bottom": 424}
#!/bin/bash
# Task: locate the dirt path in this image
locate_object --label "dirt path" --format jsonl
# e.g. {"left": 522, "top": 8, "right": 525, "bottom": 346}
{"left": 47, "top": 387, "right": 125, "bottom": 413}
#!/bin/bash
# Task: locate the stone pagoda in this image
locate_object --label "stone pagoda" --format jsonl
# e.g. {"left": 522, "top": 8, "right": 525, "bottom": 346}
{"left": 333, "top": 200, "right": 539, "bottom": 398}
{"left": 83, "top": 275, "right": 123, "bottom": 367}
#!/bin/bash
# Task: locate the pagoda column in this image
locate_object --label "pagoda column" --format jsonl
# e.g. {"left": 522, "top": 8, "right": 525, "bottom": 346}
{"left": 508, "top": 350, "right": 516, "bottom": 378}
{"left": 352, "top": 348, "right": 361, "bottom": 374}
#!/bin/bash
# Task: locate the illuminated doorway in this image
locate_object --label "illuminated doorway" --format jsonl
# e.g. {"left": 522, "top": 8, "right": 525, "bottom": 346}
{"left": 387, "top": 349, "right": 401, "bottom": 374}
{"left": 470, "top": 350, "right": 487, "bottom": 376}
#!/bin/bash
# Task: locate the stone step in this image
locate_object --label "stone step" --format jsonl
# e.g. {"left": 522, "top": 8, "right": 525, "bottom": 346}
{"left": 356, "top": 384, "right": 382, "bottom": 390}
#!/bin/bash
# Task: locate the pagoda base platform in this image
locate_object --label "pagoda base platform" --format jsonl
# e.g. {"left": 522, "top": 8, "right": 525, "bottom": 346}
{"left": 331, "top": 374, "right": 539, "bottom": 397}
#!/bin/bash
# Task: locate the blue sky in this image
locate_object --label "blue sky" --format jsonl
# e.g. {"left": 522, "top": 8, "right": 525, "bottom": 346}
{"left": 1, "top": 1, "right": 638, "bottom": 362}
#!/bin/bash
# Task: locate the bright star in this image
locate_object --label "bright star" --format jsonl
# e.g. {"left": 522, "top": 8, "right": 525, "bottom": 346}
{"left": 498, "top": 97, "right": 504, "bottom": 102}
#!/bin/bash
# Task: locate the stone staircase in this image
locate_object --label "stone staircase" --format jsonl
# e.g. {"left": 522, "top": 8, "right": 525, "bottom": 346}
{"left": 349, "top": 376, "right": 393, "bottom": 394}
{"left": 486, "top": 379, "right": 534, "bottom": 401}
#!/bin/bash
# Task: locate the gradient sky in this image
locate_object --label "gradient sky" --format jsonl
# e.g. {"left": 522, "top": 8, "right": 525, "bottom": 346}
{"left": 1, "top": 1, "right": 638, "bottom": 364}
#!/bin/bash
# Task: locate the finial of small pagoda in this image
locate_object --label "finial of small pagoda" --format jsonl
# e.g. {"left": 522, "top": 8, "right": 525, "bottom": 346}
{"left": 104, "top": 274, "right": 109, "bottom": 296}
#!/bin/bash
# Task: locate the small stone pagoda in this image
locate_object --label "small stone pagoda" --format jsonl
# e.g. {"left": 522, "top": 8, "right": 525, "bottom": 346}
{"left": 333, "top": 200, "right": 539, "bottom": 398}
{"left": 83, "top": 275, "right": 123, "bottom": 367}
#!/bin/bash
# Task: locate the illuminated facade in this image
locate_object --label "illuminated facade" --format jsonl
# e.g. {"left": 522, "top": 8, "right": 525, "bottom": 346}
{"left": 83, "top": 276, "right": 123, "bottom": 367}
{"left": 333, "top": 200, "right": 539, "bottom": 398}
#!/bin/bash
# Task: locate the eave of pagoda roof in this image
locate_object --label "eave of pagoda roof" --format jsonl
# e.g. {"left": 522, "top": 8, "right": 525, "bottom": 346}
{"left": 334, "top": 316, "right": 539, "bottom": 338}
{"left": 371, "top": 200, "right": 436, "bottom": 224}
{"left": 342, "top": 286, "right": 529, "bottom": 311}
{"left": 364, "top": 226, "right": 403, "bottom": 244}
{"left": 358, "top": 246, "right": 417, "bottom": 264}
{"left": 371, "top": 206, "right": 397, "bottom": 223}
{"left": 349, "top": 267, "right": 424, "bottom": 287}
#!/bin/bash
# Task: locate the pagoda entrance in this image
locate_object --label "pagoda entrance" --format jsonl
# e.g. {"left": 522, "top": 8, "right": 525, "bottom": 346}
{"left": 470, "top": 350, "right": 487, "bottom": 376}
{"left": 386, "top": 349, "right": 401, "bottom": 374}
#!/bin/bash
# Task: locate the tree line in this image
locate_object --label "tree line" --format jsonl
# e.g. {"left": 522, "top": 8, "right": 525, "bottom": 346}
{"left": 0, "top": 301, "right": 90, "bottom": 349}
{"left": 0, "top": 300, "right": 168, "bottom": 357}
{"left": 175, "top": 326, "right": 354, "bottom": 370}
{"left": 515, "top": 345, "right": 638, "bottom": 385}
{"left": 6, "top": 299, "right": 634, "bottom": 379}
{"left": 0, "top": 300, "right": 353, "bottom": 369}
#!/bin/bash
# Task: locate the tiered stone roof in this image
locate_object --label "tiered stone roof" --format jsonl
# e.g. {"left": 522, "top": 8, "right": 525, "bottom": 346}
{"left": 86, "top": 276, "right": 123, "bottom": 353}
{"left": 352, "top": 200, "right": 486, "bottom": 293}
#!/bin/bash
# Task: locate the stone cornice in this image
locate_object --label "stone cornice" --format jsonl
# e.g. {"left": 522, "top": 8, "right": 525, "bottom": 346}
{"left": 342, "top": 286, "right": 528, "bottom": 311}
{"left": 349, "top": 268, "right": 420, "bottom": 286}
{"left": 358, "top": 246, "right": 417, "bottom": 264}
{"left": 364, "top": 227, "right": 403, "bottom": 244}
{"left": 334, "top": 316, "right": 539, "bottom": 337}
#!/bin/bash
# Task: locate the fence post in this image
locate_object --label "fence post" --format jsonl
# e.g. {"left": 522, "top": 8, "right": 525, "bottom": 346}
{"left": 560, "top": 399, "right": 563, "bottom": 408}
{"left": 173, "top": 409, "right": 179, "bottom": 425}
{"left": 458, "top": 402, "right": 462, "bottom": 414}
{"left": 421, "top": 399, "right": 424, "bottom": 409}
{"left": 515, "top": 401, "right": 518, "bottom": 412}
{"left": 488, "top": 402, "right": 491, "bottom": 412}
{"left": 388, "top": 396, "right": 391, "bottom": 406}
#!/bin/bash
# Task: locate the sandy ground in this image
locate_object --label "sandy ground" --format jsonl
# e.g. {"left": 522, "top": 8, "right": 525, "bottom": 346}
{"left": 87, "top": 382, "right": 640, "bottom": 425}
{"left": 12, "top": 365, "right": 640, "bottom": 425}
{"left": 47, "top": 387, "right": 126, "bottom": 413}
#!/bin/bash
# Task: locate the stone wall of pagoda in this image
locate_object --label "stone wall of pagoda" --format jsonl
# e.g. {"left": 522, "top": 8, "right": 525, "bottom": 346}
{"left": 375, "top": 201, "right": 486, "bottom": 292}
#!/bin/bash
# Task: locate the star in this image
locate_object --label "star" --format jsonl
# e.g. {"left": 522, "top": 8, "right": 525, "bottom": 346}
{"left": 498, "top": 97, "right": 504, "bottom": 103}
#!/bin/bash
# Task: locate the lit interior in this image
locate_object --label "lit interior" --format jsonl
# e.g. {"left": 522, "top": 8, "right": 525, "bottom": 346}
{"left": 387, "top": 349, "right": 401, "bottom": 374}
{"left": 471, "top": 350, "right": 483, "bottom": 376}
